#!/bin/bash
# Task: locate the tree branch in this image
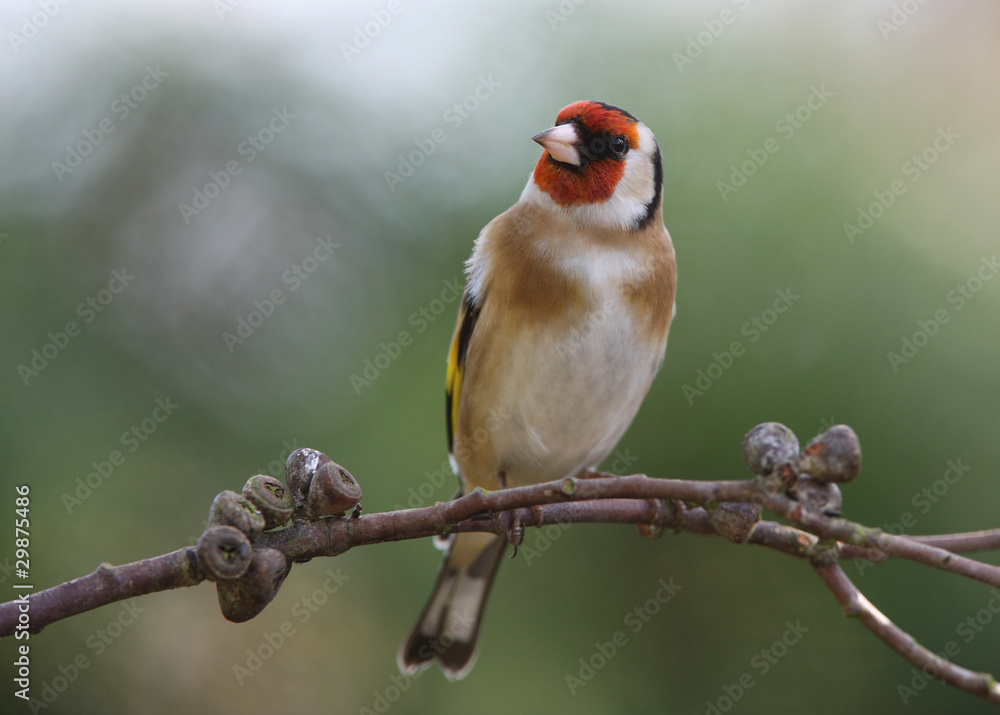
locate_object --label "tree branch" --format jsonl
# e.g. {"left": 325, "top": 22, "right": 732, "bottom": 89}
{"left": 4, "top": 549, "right": 202, "bottom": 636}
{"left": 813, "top": 562, "right": 1000, "bottom": 704}
{"left": 2, "top": 423, "right": 998, "bottom": 705}
{"left": 840, "top": 528, "right": 1000, "bottom": 561}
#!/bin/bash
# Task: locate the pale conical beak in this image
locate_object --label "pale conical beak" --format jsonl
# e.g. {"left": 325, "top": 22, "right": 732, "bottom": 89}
{"left": 532, "top": 123, "right": 581, "bottom": 166}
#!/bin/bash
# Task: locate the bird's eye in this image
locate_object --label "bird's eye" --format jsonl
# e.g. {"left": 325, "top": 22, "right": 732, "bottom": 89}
{"left": 609, "top": 135, "right": 628, "bottom": 156}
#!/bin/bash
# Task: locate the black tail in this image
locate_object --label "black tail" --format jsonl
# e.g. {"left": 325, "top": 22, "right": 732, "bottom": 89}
{"left": 398, "top": 532, "right": 507, "bottom": 680}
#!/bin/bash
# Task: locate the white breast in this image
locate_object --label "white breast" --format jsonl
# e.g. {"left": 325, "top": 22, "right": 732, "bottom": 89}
{"left": 490, "top": 242, "right": 665, "bottom": 485}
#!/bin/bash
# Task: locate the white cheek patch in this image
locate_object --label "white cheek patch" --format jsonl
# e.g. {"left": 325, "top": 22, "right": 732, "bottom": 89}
{"left": 618, "top": 124, "right": 658, "bottom": 208}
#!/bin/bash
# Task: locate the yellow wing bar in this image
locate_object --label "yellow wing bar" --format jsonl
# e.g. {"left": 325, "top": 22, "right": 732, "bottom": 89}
{"left": 446, "top": 292, "right": 480, "bottom": 454}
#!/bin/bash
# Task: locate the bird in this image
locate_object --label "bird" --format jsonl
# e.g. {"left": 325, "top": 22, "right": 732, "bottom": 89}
{"left": 398, "top": 100, "right": 677, "bottom": 680}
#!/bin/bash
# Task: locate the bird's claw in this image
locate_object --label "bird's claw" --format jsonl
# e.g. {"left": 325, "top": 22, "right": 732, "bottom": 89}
{"left": 636, "top": 498, "right": 671, "bottom": 539}
{"left": 507, "top": 512, "right": 524, "bottom": 558}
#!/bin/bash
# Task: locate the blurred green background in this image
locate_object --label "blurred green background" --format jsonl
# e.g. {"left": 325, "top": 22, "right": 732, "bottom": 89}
{"left": 2, "top": 0, "right": 999, "bottom": 713}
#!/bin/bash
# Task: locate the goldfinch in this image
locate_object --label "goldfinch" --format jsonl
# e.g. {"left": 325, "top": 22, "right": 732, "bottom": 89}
{"left": 398, "top": 101, "right": 677, "bottom": 680}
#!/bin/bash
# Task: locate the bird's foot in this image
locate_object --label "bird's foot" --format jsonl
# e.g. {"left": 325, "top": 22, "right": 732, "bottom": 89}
{"left": 636, "top": 498, "right": 677, "bottom": 539}
{"left": 507, "top": 510, "right": 524, "bottom": 558}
